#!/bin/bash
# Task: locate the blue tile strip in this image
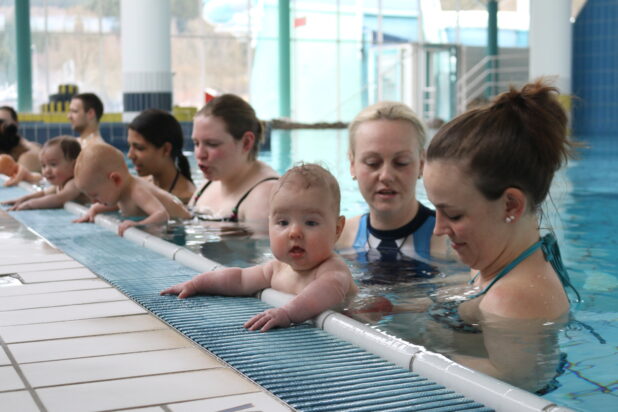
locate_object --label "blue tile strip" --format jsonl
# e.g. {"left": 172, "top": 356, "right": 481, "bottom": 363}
{"left": 1, "top": 187, "right": 491, "bottom": 412}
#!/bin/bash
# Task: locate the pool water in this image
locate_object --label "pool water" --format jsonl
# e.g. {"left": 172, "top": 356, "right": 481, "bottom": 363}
{"left": 150, "top": 130, "right": 615, "bottom": 411}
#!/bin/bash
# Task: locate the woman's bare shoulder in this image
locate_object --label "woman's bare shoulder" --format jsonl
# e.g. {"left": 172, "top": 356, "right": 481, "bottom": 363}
{"left": 337, "top": 214, "right": 362, "bottom": 249}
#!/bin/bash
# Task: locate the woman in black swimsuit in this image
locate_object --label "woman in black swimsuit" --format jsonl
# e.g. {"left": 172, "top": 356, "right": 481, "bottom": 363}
{"left": 188, "top": 94, "right": 278, "bottom": 232}
{"left": 127, "top": 109, "right": 195, "bottom": 204}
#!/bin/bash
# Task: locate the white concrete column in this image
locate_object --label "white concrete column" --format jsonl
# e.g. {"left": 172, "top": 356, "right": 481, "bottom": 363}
{"left": 529, "top": 0, "right": 572, "bottom": 94}
{"left": 121, "top": 0, "right": 172, "bottom": 121}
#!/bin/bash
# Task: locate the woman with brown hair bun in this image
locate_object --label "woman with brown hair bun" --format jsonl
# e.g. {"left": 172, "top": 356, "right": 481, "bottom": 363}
{"left": 423, "top": 80, "right": 581, "bottom": 392}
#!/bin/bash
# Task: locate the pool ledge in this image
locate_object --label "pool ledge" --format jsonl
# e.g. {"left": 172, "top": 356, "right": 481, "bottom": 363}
{"left": 62, "top": 199, "right": 574, "bottom": 412}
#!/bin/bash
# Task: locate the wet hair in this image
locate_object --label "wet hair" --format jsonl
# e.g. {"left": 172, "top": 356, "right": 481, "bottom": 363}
{"left": 196, "top": 94, "right": 264, "bottom": 161}
{"left": 348, "top": 101, "right": 426, "bottom": 155}
{"left": 73, "top": 93, "right": 104, "bottom": 122}
{"left": 43, "top": 136, "right": 81, "bottom": 161}
{"left": 128, "top": 109, "right": 193, "bottom": 182}
{"left": 0, "top": 119, "right": 20, "bottom": 153}
{"left": 276, "top": 163, "right": 341, "bottom": 216}
{"left": 427, "top": 80, "right": 574, "bottom": 211}
{"left": 0, "top": 106, "right": 18, "bottom": 123}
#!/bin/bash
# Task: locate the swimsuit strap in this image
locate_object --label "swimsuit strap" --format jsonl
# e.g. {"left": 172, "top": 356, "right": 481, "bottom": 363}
{"left": 192, "top": 180, "right": 212, "bottom": 204}
{"left": 468, "top": 233, "right": 581, "bottom": 302}
{"left": 167, "top": 169, "right": 181, "bottom": 193}
{"left": 468, "top": 237, "right": 545, "bottom": 299}
{"left": 229, "top": 177, "right": 279, "bottom": 222}
{"left": 539, "top": 233, "right": 581, "bottom": 302}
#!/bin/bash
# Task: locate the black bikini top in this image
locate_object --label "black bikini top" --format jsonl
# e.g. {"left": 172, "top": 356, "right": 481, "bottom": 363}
{"left": 193, "top": 176, "right": 278, "bottom": 222}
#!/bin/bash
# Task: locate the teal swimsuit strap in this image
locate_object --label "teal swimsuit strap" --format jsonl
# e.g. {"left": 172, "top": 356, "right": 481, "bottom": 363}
{"left": 468, "top": 234, "right": 581, "bottom": 302}
{"left": 467, "top": 237, "right": 544, "bottom": 299}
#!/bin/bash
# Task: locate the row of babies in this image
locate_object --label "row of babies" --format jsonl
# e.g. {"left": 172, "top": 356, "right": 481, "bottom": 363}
{"left": 1, "top": 141, "right": 359, "bottom": 332}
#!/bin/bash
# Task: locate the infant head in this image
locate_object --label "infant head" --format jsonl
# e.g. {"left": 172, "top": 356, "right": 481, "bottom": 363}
{"left": 269, "top": 163, "right": 344, "bottom": 270}
{"left": 74, "top": 143, "right": 128, "bottom": 205}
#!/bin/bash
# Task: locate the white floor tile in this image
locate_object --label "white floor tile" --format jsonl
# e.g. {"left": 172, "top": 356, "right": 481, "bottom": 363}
{"left": 0, "top": 391, "right": 40, "bottom": 412}
{"left": 0, "top": 347, "right": 9, "bottom": 365}
{"left": 0, "top": 260, "right": 85, "bottom": 274}
{"left": 0, "top": 365, "right": 24, "bottom": 391}
{"left": 37, "top": 369, "right": 260, "bottom": 412}
{"left": 0, "top": 279, "right": 110, "bottom": 297}
{"left": 0, "top": 253, "right": 72, "bottom": 266}
{"left": 18, "top": 267, "right": 97, "bottom": 283}
{"left": 0, "top": 288, "right": 126, "bottom": 311}
{"left": 0, "top": 300, "right": 146, "bottom": 327}
{"left": 168, "top": 392, "right": 293, "bottom": 412}
{"left": 22, "top": 347, "right": 222, "bottom": 387}
{"left": 0, "top": 314, "right": 167, "bottom": 343}
{"left": 10, "top": 329, "right": 192, "bottom": 363}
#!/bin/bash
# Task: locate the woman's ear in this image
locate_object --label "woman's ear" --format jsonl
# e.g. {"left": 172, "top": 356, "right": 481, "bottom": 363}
{"left": 162, "top": 142, "right": 172, "bottom": 157}
{"left": 503, "top": 187, "right": 526, "bottom": 221}
{"left": 241, "top": 131, "right": 256, "bottom": 154}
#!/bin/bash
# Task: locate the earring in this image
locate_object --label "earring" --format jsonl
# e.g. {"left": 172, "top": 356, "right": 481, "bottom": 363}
{"left": 505, "top": 215, "right": 515, "bottom": 223}
{"left": 352, "top": 176, "right": 357, "bottom": 181}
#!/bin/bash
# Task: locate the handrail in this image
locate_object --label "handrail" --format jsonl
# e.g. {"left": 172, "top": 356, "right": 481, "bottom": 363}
{"left": 457, "top": 53, "right": 528, "bottom": 113}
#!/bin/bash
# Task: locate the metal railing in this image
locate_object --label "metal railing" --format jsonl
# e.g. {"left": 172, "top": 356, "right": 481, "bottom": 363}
{"left": 457, "top": 53, "right": 528, "bottom": 113}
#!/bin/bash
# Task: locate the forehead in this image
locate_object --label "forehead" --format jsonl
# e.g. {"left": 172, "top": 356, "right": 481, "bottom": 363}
{"left": 272, "top": 183, "right": 334, "bottom": 210}
{"left": 354, "top": 119, "right": 420, "bottom": 153}
{"left": 0, "top": 109, "right": 12, "bottom": 122}
{"left": 70, "top": 99, "right": 84, "bottom": 110}
{"left": 127, "top": 129, "right": 147, "bottom": 142}
{"left": 192, "top": 115, "right": 230, "bottom": 138}
{"left": 424, "top": 160, "right": 476, "bottom": 201}
{"left": 40, "top": 145, "right": 63, "bottom": 159}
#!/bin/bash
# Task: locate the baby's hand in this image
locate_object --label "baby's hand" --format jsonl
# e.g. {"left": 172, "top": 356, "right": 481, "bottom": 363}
{"left": 73, "top": 207, "right": 97, "bottom": 223}
{"left": 244, "top": 308, "right": 292, "bottom": 332}
{"left": 160, "top": 280, "right": 197, "bottom": 299}
{"left": 12, "top": 200, "right": 34, "bottom": 211}
{"left": 118, "top": 220, "right": 138, "bottom": 236}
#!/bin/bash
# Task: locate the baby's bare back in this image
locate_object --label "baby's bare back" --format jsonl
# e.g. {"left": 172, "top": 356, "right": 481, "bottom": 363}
{"left": 118, "top": 177, "right": 191, "bottom": 219}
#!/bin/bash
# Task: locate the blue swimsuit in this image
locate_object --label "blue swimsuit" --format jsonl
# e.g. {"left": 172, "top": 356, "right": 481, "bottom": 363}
{"left": 352, "top": 202, "right": 435, "bottom": 260}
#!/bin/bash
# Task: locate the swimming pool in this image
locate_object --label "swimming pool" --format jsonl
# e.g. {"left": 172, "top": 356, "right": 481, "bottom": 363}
{"left": 164, "top": 129, "right": 614, "bottom": 412}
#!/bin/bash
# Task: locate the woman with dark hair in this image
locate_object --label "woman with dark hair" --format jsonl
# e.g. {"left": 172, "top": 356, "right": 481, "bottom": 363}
{"left": 188, "top": 94, "right": 278, "bottom": 232}
{"left": 0, "top": 107, "right": 41, "bottom": 185}
{"left": 422, "top": 80, "right": 581, "bottom": 392}
{"left": 127, "top": 109, "right": 195, "bottom": 204}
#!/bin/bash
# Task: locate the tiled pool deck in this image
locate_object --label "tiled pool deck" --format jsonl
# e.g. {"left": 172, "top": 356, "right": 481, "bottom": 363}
{"left": 0, "top": 210, "right": 292, "bottom": 412}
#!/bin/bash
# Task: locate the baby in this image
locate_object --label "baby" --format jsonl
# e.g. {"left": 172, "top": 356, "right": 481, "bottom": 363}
{"left": 3, "top": 136, "right": 87, "bottom": 210}
{"left": 161, "top": 163, "right": 358, "bottom": 332}
{"left": 73, "top": 143, "right": 191, "bottom": 236}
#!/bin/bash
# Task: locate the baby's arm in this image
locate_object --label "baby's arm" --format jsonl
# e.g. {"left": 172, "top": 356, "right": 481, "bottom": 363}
{"left": 160, "top": 261, "right": 274, "bottom": 298}
{"left": 3, "top": 189, "right": 46, "bottom": 209}
{"left": 118, "top": 185, "right": 170, "bottom": 235}
{"left": 73, "top": 202, "right": 118, "bottom": 223}
{"left": 245, "top": 259, "right": 353, "bottom": 332}
{"left": 13, "top": 180, "right": 82, "bottom": 210}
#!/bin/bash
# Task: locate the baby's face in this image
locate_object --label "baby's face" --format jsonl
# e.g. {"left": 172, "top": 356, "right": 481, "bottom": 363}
{"left": 76, "top": 172, "right": 120, "bottom": 206}
{"left": 269, "top": 183, "right": 342, "bottom": 271}
{"left": 40, "top": 146, "right": 75, "bottom": 186}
